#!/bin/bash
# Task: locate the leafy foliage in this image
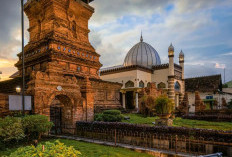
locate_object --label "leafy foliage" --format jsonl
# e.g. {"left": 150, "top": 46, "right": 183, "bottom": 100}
{"left": 103, "top": 110, "right": 121, "bottom": 115}
{"left": 22, "top": 115, "right": 53, "bottom": 140}
{"left": 139, "top": 95, "right": 156, "bottom": 117}
{"left": 102, "top": 110, "right": 124, "bottom": 122}
{"left": 227, "top": 99, "right": 232, "bottom": 109}
{"left": 94, "top": 113, "right": 103, "bottom": 121}
{"left": 1, "top": 139, "right": 153, "bottom": 157}
{"left": 154, "top": 95, "right": 174, "bottom": 115}
{"left": 0, "top": 115, "right": 53, "bottom": 150}
{"left": 0, "top": 117, "right": 25, "bottom": 142}
{"left": 8, "top": 140, "right": 81, "bottom": 157}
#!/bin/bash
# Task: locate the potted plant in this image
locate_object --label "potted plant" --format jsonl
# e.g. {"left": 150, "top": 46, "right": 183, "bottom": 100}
{"left": 154, "top": 95, "right": 174, "bottom": 119}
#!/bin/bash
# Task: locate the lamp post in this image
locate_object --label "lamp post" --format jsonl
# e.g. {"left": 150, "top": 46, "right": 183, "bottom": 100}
{"left": 21, "top": 0, "right": 25, "bottom": 115}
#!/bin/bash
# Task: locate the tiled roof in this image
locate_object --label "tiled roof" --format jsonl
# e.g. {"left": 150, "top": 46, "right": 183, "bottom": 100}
{"left": 100, "top": 65, "right": 153, "bottom": 75}
{"left": 185, "top": 74, "right": 222, "bottom": 92}
{"left": 0, "top": 76, "right": 30, "bottom": 94}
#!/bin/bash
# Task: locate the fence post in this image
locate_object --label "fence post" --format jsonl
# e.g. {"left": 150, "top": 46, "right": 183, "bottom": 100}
{"left": 115, "top": 129, "right": 117, "bottom": 146}
{"left": 175, "top": 135, "right": 178, "bottom": 153}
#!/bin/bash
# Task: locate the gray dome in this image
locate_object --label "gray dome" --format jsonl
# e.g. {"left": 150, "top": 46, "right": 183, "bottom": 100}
{"left": 123, "top": 38, "right": 161, "bottom": 68}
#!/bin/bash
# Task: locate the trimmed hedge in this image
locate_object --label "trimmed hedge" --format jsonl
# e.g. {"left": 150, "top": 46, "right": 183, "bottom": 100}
{"left": 94, "top": 110, "right": 124, "bottom": 122}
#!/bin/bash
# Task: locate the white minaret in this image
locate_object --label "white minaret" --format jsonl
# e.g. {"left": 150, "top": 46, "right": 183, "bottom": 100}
{"left": 168, "top": 43, "right": 175, "bottom": 101}
{"left": 179, "top": 50, "right": 185, "bottom": 102}
{"left": 179, "top": 50, "right": 184, "bottom": 79}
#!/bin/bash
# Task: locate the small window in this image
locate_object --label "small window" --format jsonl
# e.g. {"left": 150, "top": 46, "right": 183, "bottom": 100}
{"left": 77, "top": 66, "right": 81, "bottom": 72}
{"left": 125, "top": 81, "right": 134, "bottom": 88}
{"left": 158, "top": 82, "right": 166, "bottom": 89}
{"left": 139, "top": 81, "right": 145, "bottom": 88}
{"left": 175, "top": 82, "right": 181, "bottom": 92}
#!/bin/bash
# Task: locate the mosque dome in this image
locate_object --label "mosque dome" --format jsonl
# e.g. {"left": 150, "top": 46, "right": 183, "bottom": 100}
{"left": 123, "top": 35, "right": 161, "bottom": 68}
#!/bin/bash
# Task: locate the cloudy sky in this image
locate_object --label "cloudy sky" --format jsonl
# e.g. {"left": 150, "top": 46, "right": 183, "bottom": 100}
{"left": 0, "top": 0, "right": 232, "bottom": 83}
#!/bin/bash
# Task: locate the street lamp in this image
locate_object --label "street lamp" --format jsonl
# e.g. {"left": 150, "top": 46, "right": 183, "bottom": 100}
{"left": 16, "top": 87, "right": 21, "bottom": 94}
{"left": 21, "top": 0, "right": 25, "bottom": 115}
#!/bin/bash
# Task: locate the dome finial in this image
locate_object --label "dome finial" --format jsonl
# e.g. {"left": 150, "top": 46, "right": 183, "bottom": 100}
{"left": 140, "top": 31, "right": 143, "bottom": 42}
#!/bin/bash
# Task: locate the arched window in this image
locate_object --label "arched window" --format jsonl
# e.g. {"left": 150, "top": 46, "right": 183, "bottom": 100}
{"left": 175, "top": 82, "right": 181, "bottom": 92}
{"left": 139, "top": 81, "right": 145, "bottom": 88}
{"left": 125, "top": 81, "right": 134, "bottom": 88}
{"left": 158, "top": 82, "right": 166, "bottom": 89}
{"left": 147, "top": 82, "right": 151, "bottom": 88}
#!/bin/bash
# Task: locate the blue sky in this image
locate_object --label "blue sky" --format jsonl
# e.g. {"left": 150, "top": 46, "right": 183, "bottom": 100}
{"left": 0, "top": 0, "right": 231, "bottom": 83}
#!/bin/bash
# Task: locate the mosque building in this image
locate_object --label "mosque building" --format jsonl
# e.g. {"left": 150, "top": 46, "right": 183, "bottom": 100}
{"left": 100, "top": 35, "right": 185, "bottom": 111}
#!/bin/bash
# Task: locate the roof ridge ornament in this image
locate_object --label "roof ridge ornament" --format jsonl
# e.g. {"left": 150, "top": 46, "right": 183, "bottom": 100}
{"left": 140, "top": 31, "right": 143, "bottom": 42}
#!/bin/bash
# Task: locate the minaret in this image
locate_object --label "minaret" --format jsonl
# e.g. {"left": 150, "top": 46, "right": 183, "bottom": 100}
{"left": 179, "top": 50, "right": 185, "bottom": 102}
{"left": 168, "top": 43, "right": 175, "bottom": 101}
{"left": 179, "top": 50, "right": 184, "bottom": 80}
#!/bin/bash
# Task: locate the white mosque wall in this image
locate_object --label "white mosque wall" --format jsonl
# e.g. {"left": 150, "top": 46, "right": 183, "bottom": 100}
{"left": 152, "top": 68, "right": 169, "bottom": 88}
{"left": 136, "top": 70, "right": 152, "bottom": 87}
{"left": 100, "top": 70, "right": 152, "bottom": 88}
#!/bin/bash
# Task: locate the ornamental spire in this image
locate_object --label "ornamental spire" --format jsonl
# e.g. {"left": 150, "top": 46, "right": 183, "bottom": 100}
{"left": 140, "top": 31, "right": 143, "bottom": 42}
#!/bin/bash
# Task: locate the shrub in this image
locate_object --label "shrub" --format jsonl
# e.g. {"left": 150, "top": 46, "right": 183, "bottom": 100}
{"left": 8, "top": 140, "right": 81, "bottom": 157}
{"left": 154, "top": 95, "right": 174, "bottom": 115}
{"left": 22, "top": 115, "right": 53, "bottom": 140}
{"left": 101, "top": 110, "right": 123, "bottom": 122}
{"left": 227, "top": 99, "right": 232, "bottom": 109}
{"left": 103, "top": 110, "right": 121, "bottom": 115}
{"left": 139, "top": 95, "right": 155, "bottom": 117}
{"left": 0, "top": 117, "right": 25, "bottom": 143}
{"left": 94, "top": 113, "right": 103, "bottom": 121}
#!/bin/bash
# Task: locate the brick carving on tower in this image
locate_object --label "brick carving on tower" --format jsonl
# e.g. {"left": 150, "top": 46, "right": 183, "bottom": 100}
{"left": 5, "top": 0, "right": 122, "bottom": 132}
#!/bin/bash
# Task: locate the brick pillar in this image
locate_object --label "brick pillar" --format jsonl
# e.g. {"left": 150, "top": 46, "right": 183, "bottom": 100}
{"left": 81, "top": 77, "right": 94, "bottom": 122}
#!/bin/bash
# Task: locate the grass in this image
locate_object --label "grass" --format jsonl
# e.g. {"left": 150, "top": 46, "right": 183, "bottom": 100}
{"left": 0, "top": 139, "right": 153, "bottom": 157}
{"left": 122, "top": 113, "right": 232, "bottom": 131}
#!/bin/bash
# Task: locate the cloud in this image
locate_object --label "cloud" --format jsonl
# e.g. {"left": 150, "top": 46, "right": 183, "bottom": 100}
{"left": 215, "top": 63, "right": 226, "bottom": 69}
{"left": 222, "top": 52, "right": 232, "bottom": 56}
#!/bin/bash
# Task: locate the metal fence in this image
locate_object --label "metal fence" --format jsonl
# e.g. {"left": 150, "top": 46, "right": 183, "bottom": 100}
{"left": 76, "top": 122, "right": 232, "bottom": 156}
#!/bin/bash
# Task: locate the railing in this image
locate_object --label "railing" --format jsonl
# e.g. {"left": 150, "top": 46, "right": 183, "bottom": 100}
{"left": 76, "top": 122, "right": 232, "bottom": 156}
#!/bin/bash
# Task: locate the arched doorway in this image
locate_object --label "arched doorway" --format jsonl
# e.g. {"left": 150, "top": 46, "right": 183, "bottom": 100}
{"left": 50, "top": 95, "right": 73, "bottom": 134}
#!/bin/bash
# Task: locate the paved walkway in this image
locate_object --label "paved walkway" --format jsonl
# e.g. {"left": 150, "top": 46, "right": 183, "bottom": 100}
{"left": 50, "top": 135, "right": 195, "bottom": 157}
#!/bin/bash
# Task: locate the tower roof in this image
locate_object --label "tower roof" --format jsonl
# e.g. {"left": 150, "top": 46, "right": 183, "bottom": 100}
{"left": 168, "top": 43, "right": 174, "bottom": 52}
{"left": 179, "top": 50, "right": 184, "bottom": 57}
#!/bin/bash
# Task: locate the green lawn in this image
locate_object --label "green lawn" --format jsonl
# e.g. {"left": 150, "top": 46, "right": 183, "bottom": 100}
{"left": 122, "top": 113, "right": 232, "bottom": 131}
{"left": 0, "top": 139, "right": 153, "bottom": 157}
